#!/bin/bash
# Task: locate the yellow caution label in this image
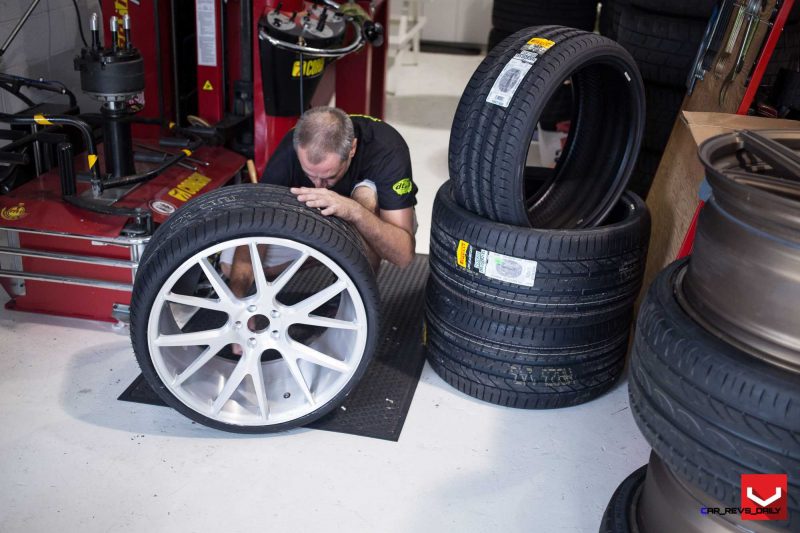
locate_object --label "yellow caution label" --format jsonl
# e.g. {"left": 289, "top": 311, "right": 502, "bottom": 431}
{"left": 526, "top": 37, "right": 555, "bottom": 49}
{"left": 168, "top": 172, "right": 212, "bottom": 202}
{"left": 87, "top": 154, "right": 98, "bottom": 169}
{"left": 291, "top": 58, "right": 325, "bottom": 78}
{"left": 202, "top": 80, "right": 214, "bottom": 91}
{"left": 1, "top": 202, "right": 27, "bottom": 221}
{"left": 33, "top": 114, "right": 53, "bottom": 126}
{"left": 169, "top": 121, "right": 176, "bottom": 129}
{"left": 456, "top": 240, "right": 469, "bottom": 268}
{"left": 181, "top": 149, "right": 192, "bottom": 156}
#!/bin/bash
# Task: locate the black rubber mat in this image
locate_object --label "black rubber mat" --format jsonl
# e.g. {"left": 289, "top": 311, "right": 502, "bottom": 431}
{"left": 119, "top": 255, "right": 429, "bottom": 441}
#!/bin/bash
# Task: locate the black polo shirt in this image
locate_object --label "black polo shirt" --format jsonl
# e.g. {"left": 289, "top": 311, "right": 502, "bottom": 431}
{"left": 261, "top": 115, "right": 417, "bottom": 210}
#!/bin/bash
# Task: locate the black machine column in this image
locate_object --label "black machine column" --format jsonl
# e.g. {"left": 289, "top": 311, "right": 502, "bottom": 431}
{"left": 74, "top": 13, "right": 145, "bottom": 178}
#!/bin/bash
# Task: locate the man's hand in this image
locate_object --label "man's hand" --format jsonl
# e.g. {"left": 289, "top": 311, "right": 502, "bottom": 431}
{"left": 290, "top": 187, "right": 362, "bottom": 221}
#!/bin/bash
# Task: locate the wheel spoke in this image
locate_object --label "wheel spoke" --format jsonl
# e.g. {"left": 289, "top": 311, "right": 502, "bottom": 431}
{"left": 289, "top": 340, "right": 351, "bottom": 373}
{"left": 199, "top": 257, "right": 237, "bottom": 304}
{"left": 250, "top": 360, "right": 270, "bottom": 422}
{"left": 294, "top": 315, "right": 358, "bottom": 330}
{"left": 174, "top": 341, "right": 226, "bottom": 386}
{"left": 211, "top": 358, "right": 249, "bottom": 415}
{"left": 282, "top": 355, "right": 316, "bottom": 406}
{"left": 291, "top": 279, "right": 347, "bottom": 314}
{"left": 155, "top": 328, "right": 227, "bottom": 347}
{"left": 248, "top": 243, "right": 270, "bottom": 300}
{"left": 165, "top": 292, "right": 226, "bottom": 312}
{"left": 270, "top": 252, "right": 309, "bottom": 294}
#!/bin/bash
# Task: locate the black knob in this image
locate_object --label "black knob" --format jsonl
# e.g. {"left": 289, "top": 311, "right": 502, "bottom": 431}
{"left": 363, "top": 21, "right": 384, "bottom": 47}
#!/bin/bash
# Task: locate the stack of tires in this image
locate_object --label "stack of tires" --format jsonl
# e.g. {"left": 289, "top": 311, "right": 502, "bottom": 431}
{"left": 608, "top": 0, "right": 715, "bottom": 198}
{"left": 426, "top": 27, "right": 651, "bottom": 409}
{"left": 602, "top": 131, "right": 800, "bottom": 531}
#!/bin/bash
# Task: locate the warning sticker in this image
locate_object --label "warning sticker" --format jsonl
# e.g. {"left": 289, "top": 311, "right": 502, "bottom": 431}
{"left": 486, "top": 35, "right": 557, "bottom": 108}
{"left": 456, "top": 241, "right": 537, "bottom": 287}
{"left": 202, "top": 80, "right": 214, "bottom": 91}
{"left": 196, "top": 0, "right": 217, "bottom": 67}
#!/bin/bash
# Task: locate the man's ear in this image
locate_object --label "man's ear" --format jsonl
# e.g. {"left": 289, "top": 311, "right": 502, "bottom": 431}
{"left": 350, "top": 139, "right": 358, "bottom": 158}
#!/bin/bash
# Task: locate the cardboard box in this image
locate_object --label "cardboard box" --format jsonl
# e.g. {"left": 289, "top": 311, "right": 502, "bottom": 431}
{"left": 682, "top": 111, "right": 800, "bottom": 148}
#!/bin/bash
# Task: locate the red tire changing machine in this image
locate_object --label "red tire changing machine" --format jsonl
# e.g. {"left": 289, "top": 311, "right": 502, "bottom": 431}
{"left": 0, "top": 0, "right": 387, "bottom": 323}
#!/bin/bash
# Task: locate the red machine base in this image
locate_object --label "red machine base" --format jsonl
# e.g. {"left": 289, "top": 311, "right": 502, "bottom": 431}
{"left": 0, "top": 143, "right": 245, "bottom": 322}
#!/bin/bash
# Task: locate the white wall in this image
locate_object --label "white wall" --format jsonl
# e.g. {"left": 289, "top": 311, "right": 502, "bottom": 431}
{"left": 391, "top": 0, "right": 493, "bottom": 45}
{"left": 0, "top": 0, "right": 102, "bottom": 116}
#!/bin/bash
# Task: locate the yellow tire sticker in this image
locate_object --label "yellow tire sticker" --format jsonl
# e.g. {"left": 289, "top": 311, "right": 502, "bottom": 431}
{"left": 33, "top": 114, "right": 53, "bottom": 126}
{"left": 87, "top": 154, "right": 98, "bottom": 169}
{"left": 526, "top": 37, "right": 555, "bottom": 50}
{"left": 181, "top": 149, "right": 192, "bottom": 156}
{"left": 456, "top": 240, "right": 469, "bottom": 268}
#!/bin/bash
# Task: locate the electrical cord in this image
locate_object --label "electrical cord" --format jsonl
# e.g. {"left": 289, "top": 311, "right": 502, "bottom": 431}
{"left": 71, "top": 0, "right": 89, "bottom": 48}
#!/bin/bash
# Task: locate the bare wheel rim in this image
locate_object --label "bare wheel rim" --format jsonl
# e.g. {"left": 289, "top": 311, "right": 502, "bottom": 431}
{"left": 146, "top": 236, "right": 369, "bottom": 427}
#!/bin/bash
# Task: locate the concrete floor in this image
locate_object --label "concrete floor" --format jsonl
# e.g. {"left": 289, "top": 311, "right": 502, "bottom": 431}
{"left": 0, "top": 52, "right": 651, "bottom": 532}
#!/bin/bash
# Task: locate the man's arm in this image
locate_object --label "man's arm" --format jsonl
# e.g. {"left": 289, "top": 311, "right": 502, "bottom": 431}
{"left": 291, "top": 187, "right": 416, "bottom": 268}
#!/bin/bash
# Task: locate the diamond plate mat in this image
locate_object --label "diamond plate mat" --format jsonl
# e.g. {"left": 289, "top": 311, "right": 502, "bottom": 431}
{"left": 119, "top": 255, "right": 429, "bottom": 441}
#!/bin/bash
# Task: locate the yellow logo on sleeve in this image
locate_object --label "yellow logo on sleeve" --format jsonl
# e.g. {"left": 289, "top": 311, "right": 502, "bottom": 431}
{"left": 392, "top": 178, "right": 413, "bottom": 195}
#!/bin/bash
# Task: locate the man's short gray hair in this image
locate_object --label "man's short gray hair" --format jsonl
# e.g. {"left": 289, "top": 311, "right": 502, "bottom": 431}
{"left": 292, "top": 106, "right": 355, "bottom": 164}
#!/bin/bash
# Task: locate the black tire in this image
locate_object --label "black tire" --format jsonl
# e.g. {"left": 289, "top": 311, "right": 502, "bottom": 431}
{"left": 599, "top": 465, "right": 647, "bottom": 533}
{"left": 450, "top": 26, "right": 645, "bottom": 229}
{"left": 599, "top": 0, "right": 629, "bottom": 40}
{"left": 429, "top": 181, "right": 650, "bottom": 327}
{"left": 130, "top": 184, "right": 380, "bottom": 433}
{"left": 629, "top": 0, "right": 715, "bottom": 19}
{"left": 425, "top": 294, "right": 629, "bottom": 409}
{"left": 138, "top": 183, "right": 365, "bottom": 271}
{"left": 628, "top": 147, "right": 661, "bottom": 199}
{"left": 642, "top": 83, "right": 684, "bottom": 151}
{"left": 617, "top": 6, "right": 708, "bottom": 87}
{"left": 629, "top": 260, "right": 800, "bottom": 530}
{"left": 488, "top": 27, "right": 512, "bottom": 51}
{"left": 491, "top": 0, "right": 599, "bottom": 33}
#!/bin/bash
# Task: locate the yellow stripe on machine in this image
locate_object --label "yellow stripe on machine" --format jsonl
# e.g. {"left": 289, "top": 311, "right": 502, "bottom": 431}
{"left": 33, "top": 114, "right": 53, "bottom": 126}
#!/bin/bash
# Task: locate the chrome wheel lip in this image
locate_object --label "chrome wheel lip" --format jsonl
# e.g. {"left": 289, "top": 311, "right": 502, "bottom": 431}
{"left": 145, "top": 236, "right": 369, "bottom": 427}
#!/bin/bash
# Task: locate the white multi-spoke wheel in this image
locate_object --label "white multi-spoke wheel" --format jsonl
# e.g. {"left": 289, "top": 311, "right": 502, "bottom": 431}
{"left": 130, "top": 185, "right": 379, "bottom": 433}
